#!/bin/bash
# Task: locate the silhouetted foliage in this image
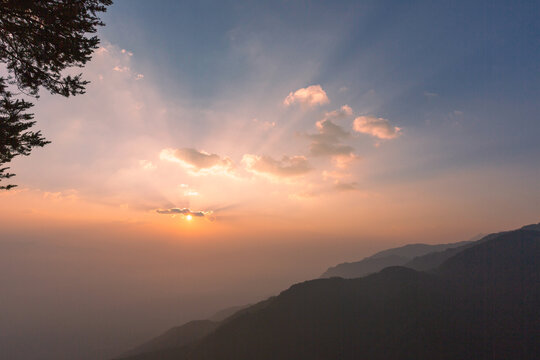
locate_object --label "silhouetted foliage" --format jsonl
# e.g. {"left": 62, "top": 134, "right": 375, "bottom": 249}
{"left": 0, "top": 0, "right": 112, "bottom": 189}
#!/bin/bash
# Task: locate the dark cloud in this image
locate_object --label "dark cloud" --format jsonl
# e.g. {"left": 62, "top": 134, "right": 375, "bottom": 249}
{"left": 311, "top": 119, "right": 349, "bottom": 143}
{"left": 156, "top": 208, "right": 208, "bottom": 217}
{"left": 307, "top": 106, "right": 355, "bottom": 158}
{"left": 310, "top": 141, "right": 355, "bottom": 157}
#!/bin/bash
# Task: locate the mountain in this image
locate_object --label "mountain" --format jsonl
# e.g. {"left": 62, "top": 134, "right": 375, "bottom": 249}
{"left": 321, "top": 254, "right": 410, "bottom": 278}
{"left": 117, "top": 225, "right": 540, "bottom": 360}
{"left": 208, "top": 304, "right": 250, "bottom": 322}
{"left": 321, "top": 239, "right": 476, "bottom": 278}
{"left": 124, "top": 236, "right": 480, "bottom": 358}
{"left": 521, "top": 223, "right": 540, "bottom": 231}
{"left": 404, "top": 243, "right": 473, "bottom": 271}
{"left": 405, "top": 223, "right": 540, "bottom": 272}
{"left": 119, "top": 320, "right": 220, "bottom": 358}
{"left": 118, "top": 304, "right": 251, "bottom": 359}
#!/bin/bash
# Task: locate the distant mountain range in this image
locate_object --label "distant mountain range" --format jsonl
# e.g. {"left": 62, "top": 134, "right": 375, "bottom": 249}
{"left": 118, "top": 305, "right": 251, "bottom": 358}
{"left": 207, "top": 304, "right": 250, "bottom": 322}
{"left": 321, "top": 235, "right": 484, "bottom": 278}
{"left": 116, "top": 223, "right": 540, "bottom": 360}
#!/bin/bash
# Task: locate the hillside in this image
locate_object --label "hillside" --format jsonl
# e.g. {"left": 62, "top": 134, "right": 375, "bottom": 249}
{"left": 406, "top": 223, "right": 539, "bottom": 271}
{"left": 321, "top": 239, "right": 475, "bottom": 278}
{"left": 118, "top": 226, "right": 540, "bottom": 360}
{"left": 119, "top": 320, "right": 219, "bottom": 358}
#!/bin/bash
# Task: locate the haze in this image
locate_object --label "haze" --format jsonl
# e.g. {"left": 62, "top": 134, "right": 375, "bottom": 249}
{"left": 1, "top": 1, "right": 539, "bottom": 359}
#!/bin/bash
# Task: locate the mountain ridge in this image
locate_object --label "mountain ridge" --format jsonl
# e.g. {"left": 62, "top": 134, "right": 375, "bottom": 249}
{"left": 321, "top": 239, "right": 475, "bottom": 278}
{"left": 117, "top": 223, "right": 540, "bottom": 360}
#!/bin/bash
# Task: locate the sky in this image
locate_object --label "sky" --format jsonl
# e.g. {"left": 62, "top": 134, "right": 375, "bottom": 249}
{"left": 1, "top": 1, "right": 539, "bottom": 359}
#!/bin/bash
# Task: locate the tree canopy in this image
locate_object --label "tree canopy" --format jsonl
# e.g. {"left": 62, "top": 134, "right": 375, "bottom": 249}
{"left": 0, "top": 0, "right": 112, "bottom": 189}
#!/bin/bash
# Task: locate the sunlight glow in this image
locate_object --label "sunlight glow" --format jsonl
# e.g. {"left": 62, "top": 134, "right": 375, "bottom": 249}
{"left": 186, "top": 214, "right": 193, "bottom": 221}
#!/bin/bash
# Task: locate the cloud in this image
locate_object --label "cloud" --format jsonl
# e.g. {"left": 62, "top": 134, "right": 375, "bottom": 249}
{"left": 290, "top": 180, "right": 359, "bottom": 198}
{"left": 183, "top": 189, "right": 199, "bottom": 196}
{"left": 252, "top": 118, "right": 276, "bottom": 130}
{"left": 332, "top": 153, "right": 359, "bottom": 169}
{"left": 160, "top": 148, "right": 234, "bottom": 175}
{"left": 95, "top": 47, "right": 109, "bottom": 55}
{"left": 113, "top": 65, "right": 130, "bottom": 72}
{"left": 283, "top": 85, "right": 329, "bottom": 107}
{"left": 313, "top": 118, "right": 349, "bottom": 143}
{"left": 242, "top": 154, "right": 312, "bottom": 178}
{"left": 42, "top": 189, "right": 79, "bottom": 201}
{"left": 179, "top": 184, "right": 199, "bottom": 196}
{"left": 310, "top": 140, "right": 354, "bottom": 157}
{"left": 333, "top": 181, "right": 359, "bottom": 192}
{"left": 307, "top": 106, "right": 356, "bottom": 159}
{"left": 139, "top": 160, "right": 156, "bottom": 171}
{"left": 156, "top": 208, "right": 210, "bottom": 217}
{"left": 323, "top": 105, "right": 353, "bottom": 120}
{"left": 353, "top": 116, "right": 402, "bottom": 139}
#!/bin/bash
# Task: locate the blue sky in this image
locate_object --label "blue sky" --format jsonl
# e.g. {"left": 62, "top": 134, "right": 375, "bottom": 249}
{"left": 98, "top": 0, "right": 540, "bottom": 171}
{"left": 100, "top": 0, "right": 540, "bottom": 103}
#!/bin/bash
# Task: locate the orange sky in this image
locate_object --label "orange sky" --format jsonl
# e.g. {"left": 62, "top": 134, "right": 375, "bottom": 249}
{"left": 2, "top": 44, "right": 537, "bottom": 251}
{"left": 2, "top": 3, "right": 540, "bottom": 358}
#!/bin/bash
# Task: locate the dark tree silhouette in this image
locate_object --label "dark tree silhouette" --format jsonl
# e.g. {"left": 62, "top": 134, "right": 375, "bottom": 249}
{"left": 0, "top": 0, "right": 112, "bottom": 189}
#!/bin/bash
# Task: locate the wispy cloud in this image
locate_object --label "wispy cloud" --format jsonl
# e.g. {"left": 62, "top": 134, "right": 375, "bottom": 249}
{"left": 139, "top": 160, "right": 156, "bottom": 171}
{"left": 252, "top": 118, "right": 276, "bottom": 130}
{"left": 332, "top": 181, "right": 359, "bottom": 192}
{"left": 332, "top": 153, "right": 358, "bottom": 169}
{"left": 283, "top": 85, "right": 329, "bottom": 107}
{"left": 112, "top": 65, "right": 130, "bottom": 72}
{"left": 160, "top": 148, "right": 234, "bottom": 175}
{"left": 242, "top": 154, "right": 312, "bottom": 178}
{"left": 324, "top": 105, "right": 352, "bottom": 120}
{"left": 290, "top": 180, "right": 360, "bottom": 198}
{"left": 353, "top": 116, "right": 402, "bottom": 139}
{"left": 309, "top": 140, "right": 355, "bottom": 157}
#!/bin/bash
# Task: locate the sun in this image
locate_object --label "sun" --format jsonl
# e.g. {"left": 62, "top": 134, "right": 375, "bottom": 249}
{"left": 185, "top": 214, "right": 193, "bottom": 221}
